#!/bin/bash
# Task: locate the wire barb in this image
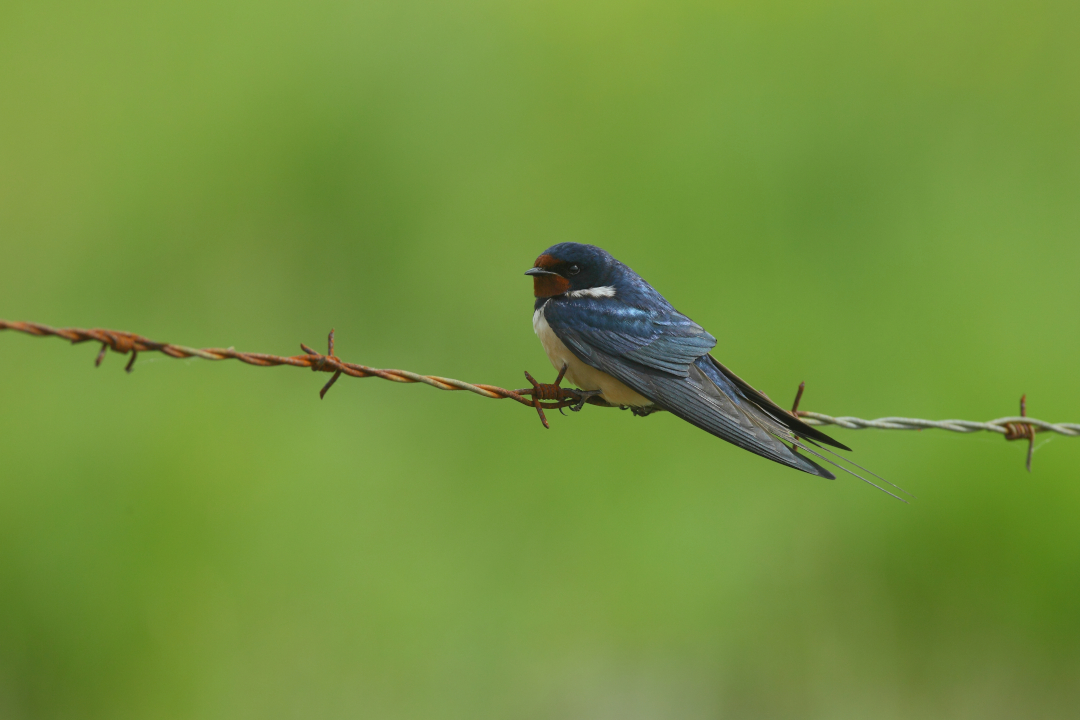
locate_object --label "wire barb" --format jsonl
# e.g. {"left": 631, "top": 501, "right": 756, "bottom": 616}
{"left": 520, "top": 363, "right": 592, "bottom": 428}
{"left": 789, "top": 381, "right": 806, "bottom": 455}
{"left": 2, "top": 319, "right": 1076, "bottom": 471}
{"left": 1001, "top": 394, "right": 1037, "bottom": 472}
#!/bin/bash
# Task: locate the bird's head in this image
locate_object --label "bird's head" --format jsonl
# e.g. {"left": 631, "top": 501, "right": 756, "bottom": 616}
{"left": 525, "top": 243, "right": 616, "bottom": 299}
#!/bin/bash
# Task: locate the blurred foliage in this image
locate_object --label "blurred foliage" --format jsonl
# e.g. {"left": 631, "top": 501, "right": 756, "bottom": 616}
{"left": 1, "top": 1, "right": 1079, "bottom": 718}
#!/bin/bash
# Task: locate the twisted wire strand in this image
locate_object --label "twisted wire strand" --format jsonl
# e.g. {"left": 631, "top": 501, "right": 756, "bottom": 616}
{"left": 795, "top": 412, "right": 1080, "bottom": 437}
{"left": 2, "top": 319, "right": 1077, "bottom": 440}
{"left": 0, "top": 320, "right": 533, "bottom": 406}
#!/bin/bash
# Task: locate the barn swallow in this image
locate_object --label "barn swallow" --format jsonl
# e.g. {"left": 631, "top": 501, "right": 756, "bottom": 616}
{"left": 527, "top": 242, "right": 904, "bottom": 498}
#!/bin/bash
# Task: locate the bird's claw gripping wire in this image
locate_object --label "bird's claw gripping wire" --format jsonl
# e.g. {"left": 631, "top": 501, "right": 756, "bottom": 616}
{"left": 520, "top": 364, "right": 595, "bottom": 428}
{"left": 569, "top": 389, "right": 603, "bottom": 412}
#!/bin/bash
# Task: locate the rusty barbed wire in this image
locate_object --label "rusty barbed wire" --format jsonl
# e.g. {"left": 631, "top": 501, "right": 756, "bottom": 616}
{"left": 0, "top": 320, "right": 598, "bottom": 428}
{"left": 2, "top": 320, "right": 1076, "bottom": 469}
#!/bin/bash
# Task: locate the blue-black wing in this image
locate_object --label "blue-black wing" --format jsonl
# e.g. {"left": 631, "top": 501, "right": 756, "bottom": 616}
{"left": 543, "top": 296, "right": 845, "bottom": 478}
{"left": 542, "top": 296, "right": 717, "bottom": 377}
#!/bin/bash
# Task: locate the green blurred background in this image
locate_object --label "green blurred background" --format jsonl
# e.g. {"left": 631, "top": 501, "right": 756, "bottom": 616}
{"left": 2, "top": 1, "right": 1079, "bottom": 718}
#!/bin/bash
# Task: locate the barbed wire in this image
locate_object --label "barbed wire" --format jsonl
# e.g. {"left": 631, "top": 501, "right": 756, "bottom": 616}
{"left": 0, "top": 320, "right": 600, "bottom": 428}
{"left": 2, "top": 320, "right": 1075, "bottom": 469}
{"left": 796, "top": 412, "right": 1079, "bottom": 436}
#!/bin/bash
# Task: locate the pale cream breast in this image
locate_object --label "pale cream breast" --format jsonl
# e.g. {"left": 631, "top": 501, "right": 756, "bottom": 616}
{"left": 532, "top": 304, "right": 653, "bottom": 407}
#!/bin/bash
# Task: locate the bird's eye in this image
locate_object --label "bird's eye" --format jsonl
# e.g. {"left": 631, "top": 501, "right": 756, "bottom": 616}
{"left": 567, "top": 264, "right": 581, "bottom": 276}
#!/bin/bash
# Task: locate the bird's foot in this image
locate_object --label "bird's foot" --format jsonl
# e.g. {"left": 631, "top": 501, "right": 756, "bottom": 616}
{"left": 630, "top": 405, "right": 663, "bottom": 418}
{"left": 569, "top": 389, "right": 603, "bottom": 412}
{"left": 519, "top": 364, "right": 584, "bottom": 429}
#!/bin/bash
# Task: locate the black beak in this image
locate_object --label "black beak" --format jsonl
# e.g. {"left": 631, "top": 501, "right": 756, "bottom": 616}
{"left": 525, "top": 267, "right": 557, "bottom": 276}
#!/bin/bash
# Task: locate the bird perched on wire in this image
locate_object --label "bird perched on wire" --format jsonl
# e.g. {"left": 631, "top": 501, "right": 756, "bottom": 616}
{"left": 527, "top": 242, "right": 902, "bottom": 498}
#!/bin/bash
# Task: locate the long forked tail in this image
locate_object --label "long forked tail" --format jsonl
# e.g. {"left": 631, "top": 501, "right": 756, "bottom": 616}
{"left": 741, "top": 399, "right": 913, "bottom": 500}
{"left": 706, "top": 355, "right": 851, "bottom": 451}
{"left": 697, "top": 355, "right": 912, "bottom": 500}
{"left": 674, "top": 359, "right": 839, "bottom": 479}
{"left": 784, "top": 434, "right": 913, "bottom": 502}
